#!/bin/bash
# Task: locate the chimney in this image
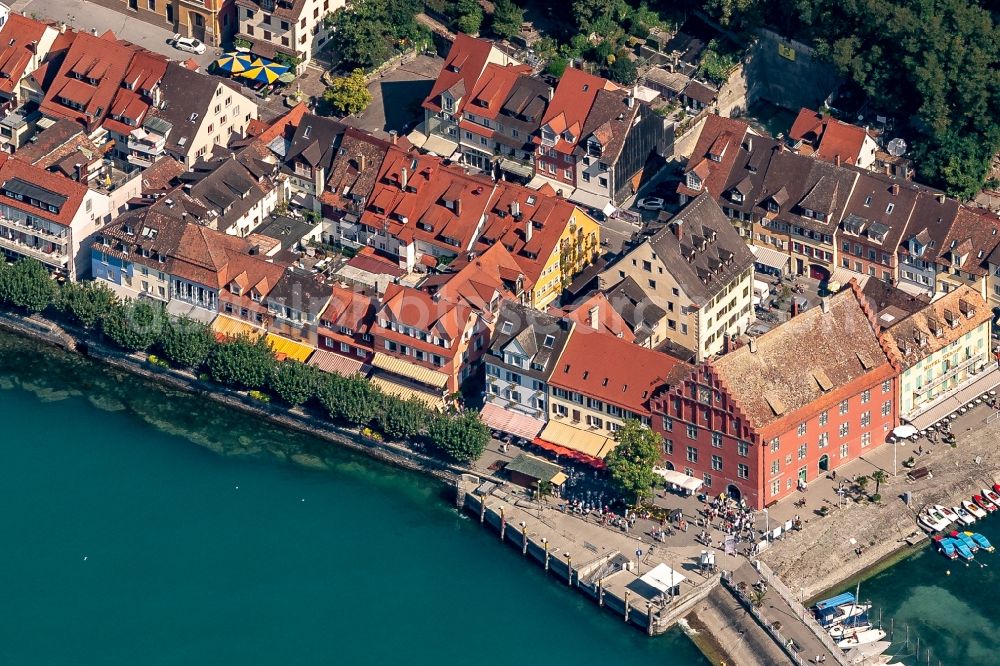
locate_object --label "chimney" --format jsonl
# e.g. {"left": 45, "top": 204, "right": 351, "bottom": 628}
{"left": 525, "top": 217, "right": 532, "bottom": 242}
{"left": 936, "top": 193, "right": 946, "bottom": 203}
{"left": 389, "top": 130, "right": 398, "bottom": 146}
{"left": 790, "top": 299, "right": 799, "bottom": 317}
{"left": 455, "top": 197, "right": 462, "bottom": 216}
{"left": 589, "top": 305, "right": 600, "bottom": 330}
{"left": 820, "top": 296, "right": 830, "bottom": 314}
{"left": 547, "top": 86, "right": 554, "bottom": 101}
{"left": 745, "top": 137, "right": 753, "bottom": 152}
{"left": 673, "top": 218, "right": 684, "bottom": 239}
{"left": 400, "top": 167, "right": 408, "bottom": 190}
{"left": 625, "top": 88, "right": 635, "bottom": 109}
{"left": 511, "top": 200, "right": 520, "bottom": 218}
{"left": 358, "top": 153, "right": 366, "bottom": 172}
{"left": 891, "top": 183, "right": 900, "bottom": 195}
{"left": 834, "top": 155, "right": 841, "bottom": 167}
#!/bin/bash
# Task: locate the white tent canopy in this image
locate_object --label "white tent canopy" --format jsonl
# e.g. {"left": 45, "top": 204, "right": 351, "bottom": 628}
{"left": 639, "top": 563, "right": 686, "bottom": 592}
{"left": 893, "top": 424, "right": 918, "bottom": 438}
{"left": 654, "top": 467, "right": 704, "bottom": 493}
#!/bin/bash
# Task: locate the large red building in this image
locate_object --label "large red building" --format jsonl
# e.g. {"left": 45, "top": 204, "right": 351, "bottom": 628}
{"left": 650, "top": 283, "right": 899, "bottom": 508}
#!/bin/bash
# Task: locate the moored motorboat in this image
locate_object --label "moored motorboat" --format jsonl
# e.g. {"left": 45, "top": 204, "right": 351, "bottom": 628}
{"left": 951, "top": 530, "right": 979, "bottom": 552}
{"left": 963, "top": 499, "right": 987, "bottom": 519}
{"left": 836, "top": 627, "right": 888, "bottom": 649}
{"left": 936, "top": 505, "right": 959, "bottom": 523}
{"left": 954, "top": 538, "right": 975, "bottom": 561}
{"left": 928, "top": 505, "right": 953, "bottom": 524}
{"left": 919, "top": 508, "right": 951, "bottom": 532}
{"left": 830, "top": 621, "right": 872, "bottom": 639}
{"left": 935, "top": 535, "right": 958, "bottom": 559}
{"left": 984, "top": 488, "right": 1000, "bottom": 506}
{"left": 973, "top": 494, "right": 996, "bottom": 513}
{"left": 953, "top": 505, "right": 976, "bottom": 525}
{"left": 968, "top": 531, "right": 995, "bottom": 552}
{"left": 992, "top": 482, "right": 1000, "bottom": 495}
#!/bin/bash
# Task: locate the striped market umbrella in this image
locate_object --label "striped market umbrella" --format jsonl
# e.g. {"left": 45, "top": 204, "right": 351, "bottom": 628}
{"left": 240, "top": 60, "right": 290, "bottom": 85}
{"left": 214, "top": 52, "right": 254, "bottom": 74}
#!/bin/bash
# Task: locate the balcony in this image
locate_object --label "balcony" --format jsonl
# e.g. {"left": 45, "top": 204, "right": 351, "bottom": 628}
{"left": 0, "top": 216, "right": 68, "bottom": 243}
{"left": 913, "top": 353, "right": 986, "bottom": 396}
{"left": 0, "top": 234, "right": 68, "bottom": 267}
{"left": 127, "top": 153, "right": 155, "bottom": 168}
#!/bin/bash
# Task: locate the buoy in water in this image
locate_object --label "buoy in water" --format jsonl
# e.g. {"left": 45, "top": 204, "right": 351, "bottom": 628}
{"left": 946, "top": 570, "right": 951, "bottom": 575}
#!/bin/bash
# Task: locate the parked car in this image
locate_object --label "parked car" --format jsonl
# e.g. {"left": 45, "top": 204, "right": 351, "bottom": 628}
{"left": 637, "top": 197, "right": 665, "bottom": 211}
{"left": 172, "top": 34, "right": 206, "bottom": 55}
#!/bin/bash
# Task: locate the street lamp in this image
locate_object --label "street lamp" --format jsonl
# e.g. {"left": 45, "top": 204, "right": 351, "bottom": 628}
{"left": 519, "top": 521, "right": 528, "bottom": 556}
{"left": 541, "top": 537, "right": 549, "bottom": 571}
{"left": 635, "top": 548, "right": 643, "bottom": 576}
{"left": 565, "top": 552, "right": 573, "bottom": 586}
{"left": 763, "top": 508, "right": 769, "bottom": 540}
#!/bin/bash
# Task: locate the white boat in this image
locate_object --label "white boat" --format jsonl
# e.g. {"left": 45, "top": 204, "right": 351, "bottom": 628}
{"left": 919, "top": 510, "right": 950, "bottom": 532}
{"left": 934, "top": 505, "right": 958, "bottom": 523}
{"left": 825, "top": 601, "right": 871, "bottom": 627}
{"left": 844, "top": 641, "right": 892, "bottom": 663}
{"left": 830, "top": 622, "right": 872, "bottom": 639}
{"left": 837, "top": 628, "right": 888, "bottom": 649}
{"left": 953, "top": 505, "right": 976, "bottom": 525}
{"left": 963, "top": 499, "right": 987, "bottom": 519}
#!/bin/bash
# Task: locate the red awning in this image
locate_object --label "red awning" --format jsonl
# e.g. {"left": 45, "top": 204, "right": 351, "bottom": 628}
{"left": 480, "top": 403, "right": 545, "bottom": 440}
{"left": 532, "top": 437, "right": 606, "bottom": 469}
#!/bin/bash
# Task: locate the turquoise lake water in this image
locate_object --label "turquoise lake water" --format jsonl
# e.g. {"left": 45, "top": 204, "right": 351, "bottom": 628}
{"left": 842, "top": 513, "right": 1000, "bottom": 666}
{"left": 0, "top": 332, "right": 707, "bottom": 665}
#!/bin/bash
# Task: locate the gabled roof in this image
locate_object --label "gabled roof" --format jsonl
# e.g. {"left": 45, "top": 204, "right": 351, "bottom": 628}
{"left": 678, "top": 114, "right": 750, "bottom": 199}
{"left": 40, "top": 31, "right": 151, "bottom": 131}
{"left": 432, "top": 243, "right": 526, "bottom": 312}
{"left": 839, "top": 170, "right": 923, "bottom": 254}
{"left": 934, "top": 206, "right": 1000, "bottom": 276}
{"left": 550, "top": 328, "right": 688, "bottom": 415}
{"left": 321, "top": 127, "right": 391, "bottom": 210}
{"left": 882, "top": 285, "right": 989, "bottom": 368}
{"left": 476, "top": 181, "right": 586, "bottom": 284}
{"left": 378, "top": 282, "right": 474, "bottom": 346}
{"left": 285, "top": 112, "right": 346, "bottom": 174}
{"left": 573, "top": 88, "right": 641, "bottom": 165}
{"left": 320, "top": 285, "right": 376, "bottom": 334}
{"left": 0, "top": 153, "right": 87, "bottom": 227}
{"left": 789, "top": 108, "right": 869, "bottom": 166}
{"left": 423, "top": 33, "right": 496, "bottom": 113}
{"left": 561, "top": 291, "right": 638, "bottom": 343}
{"left": 361, "top": 146, "right": 495, "bottom": 254}
{"left": 153, "top": 62, "right": 223, "bottom": 154}
{"left": 267, "top": 267, "right": 332, "bottom": 315}
{"left": 539, "top": 67, "right": 617, "bottom": 153}
{"left": 490, "top": 299, "right": 573, "bottom": 381}
{"left": 465, "top": 62, "right": 532, "bottom": 120}
{"left": 0, "top": 14, "right": 52, "bottom": 94}
{"left": 712, "top": 285, "right": 892, "bottom": 431}
{"left": 755, "top": 151, "right": 857, "bottom": 234}
{"left": 900, "top": 191, "right": 962, "bottom": 260}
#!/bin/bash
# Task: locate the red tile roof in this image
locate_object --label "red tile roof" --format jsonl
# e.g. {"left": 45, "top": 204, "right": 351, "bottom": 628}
{"left": 345, "top": 249, "right": 405, "bottom": 278}
{"left": 377, "top": 282, "right": 473, "bottom": 348}
{"left": 0, "top": 153, "right": 88, "bottom": 227}
{"left": 551, "top": 328, "right": 687, "bottom": 415}
{"left": 539, "top": 67, "right": 618, "bottom": 154}
{"left": 0, "top": 14, "right": 50, "bottom": 94}
{"left": 320, "top": 285, "right": 376, "bottom": 334}
{"left": 361, "top": 146, "right": 495, "bottom": 255}
{"left": 560, "top": 292, "right": 637, "bottom": 343}
{"left": 423, "top": 33, "right": 495, "bottom": 114}
{"left": 464, "top": 62, "right": 532, "bottom": 119}
{"left": 434, "top": 243, "right": 526, "bottom": 311}
{"left": 476, "top": 180, "right": 582, "bottom": 285}
{"left": 789, "top": 108, "right": 868, "bottom": 166}
{"left": 678, "top": 114, "right": 749, "bottom": 199}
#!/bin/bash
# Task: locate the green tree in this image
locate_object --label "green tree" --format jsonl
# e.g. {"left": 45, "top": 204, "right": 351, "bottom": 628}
{"left": 545, "top": 55, "right": 569, "bottom": 78}
{"left": 327, "top": 0, "right": 423, "bottom": 71}
{"left": 0, "top": 259, "right": 57, "bottom": 313}
{"left": 206, "top": 334, "right": 276, "bottom": 389}
{"left": 490, "top": 0, "right": 524, "bottom": 40}
{"left": 157, "top": 316, "right": 215, "bottom": 369}
{"left": 427, "top": 410, "right": 489, "bottom": 462}
{"left": 317, "top": 373, "right": 382, "bottom": 425}
{"left": 702, "top": 0, "right": 759, "bottom": 27}
{"left": 604, "top": 419, "right": 660, "bottom": 503}
{"left": 606, "top": 53, "right": 638, "bottom": 85}
{"left": 455, "top": 0, "right": 483, "bottom": 34}
{"left": 698, "top": 40, "right": 739, "bottom": 86}
{"left": 855, "top": 475, "right": 870, "bottom": 495}
{"left": 268, "top": 360, "right": 320, "bottom": 406}
{"left": 101, "top": 299, "right": 164, "bottom": 352}
{"left": 373, "top": 395, "right": 430, "bottom": 440}
{"left": 57, "top": 280, "right": 118, "bottom": 329}
{"left": 323, "top": 69, "right": 373, "bottom": 116}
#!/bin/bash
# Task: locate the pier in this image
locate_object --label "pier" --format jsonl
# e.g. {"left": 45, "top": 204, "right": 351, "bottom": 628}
{"left": 458, "top": 475, "right": 847, "bottom": 664}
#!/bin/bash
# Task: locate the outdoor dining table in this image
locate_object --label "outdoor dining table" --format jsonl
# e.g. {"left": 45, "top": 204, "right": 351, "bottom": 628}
{"left": 991, "top": 390, "right": 997, "bottom": 396}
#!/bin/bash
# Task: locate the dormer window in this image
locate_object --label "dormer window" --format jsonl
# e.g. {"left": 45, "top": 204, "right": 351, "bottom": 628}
{"left": 231, "top": 283, "right": 242, "bottom": 295}
{"left": 886, "top": 203, "right": 894, "bottom": 214}
{"left": 767, "top": 200, "right": 779, "bottom": 213}
{"left": 543, "top": 334, "right": 555, "bottom": 348}
{"left": 864, "top": 195, "right": 872, "bottom": 207}
{"left": 686, "top": 172, "right": 701, "bottom": 191}
{"left": 730, "top": 191, "right": 743, "bottom": 203}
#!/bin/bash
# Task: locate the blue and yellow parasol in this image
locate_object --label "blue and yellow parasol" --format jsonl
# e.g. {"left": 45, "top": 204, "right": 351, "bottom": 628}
{"left": 240, "top": 59, "right": 291, "bottom": 85}
{"left": 214, "top": 52, "right": 254, "bottom": 74}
